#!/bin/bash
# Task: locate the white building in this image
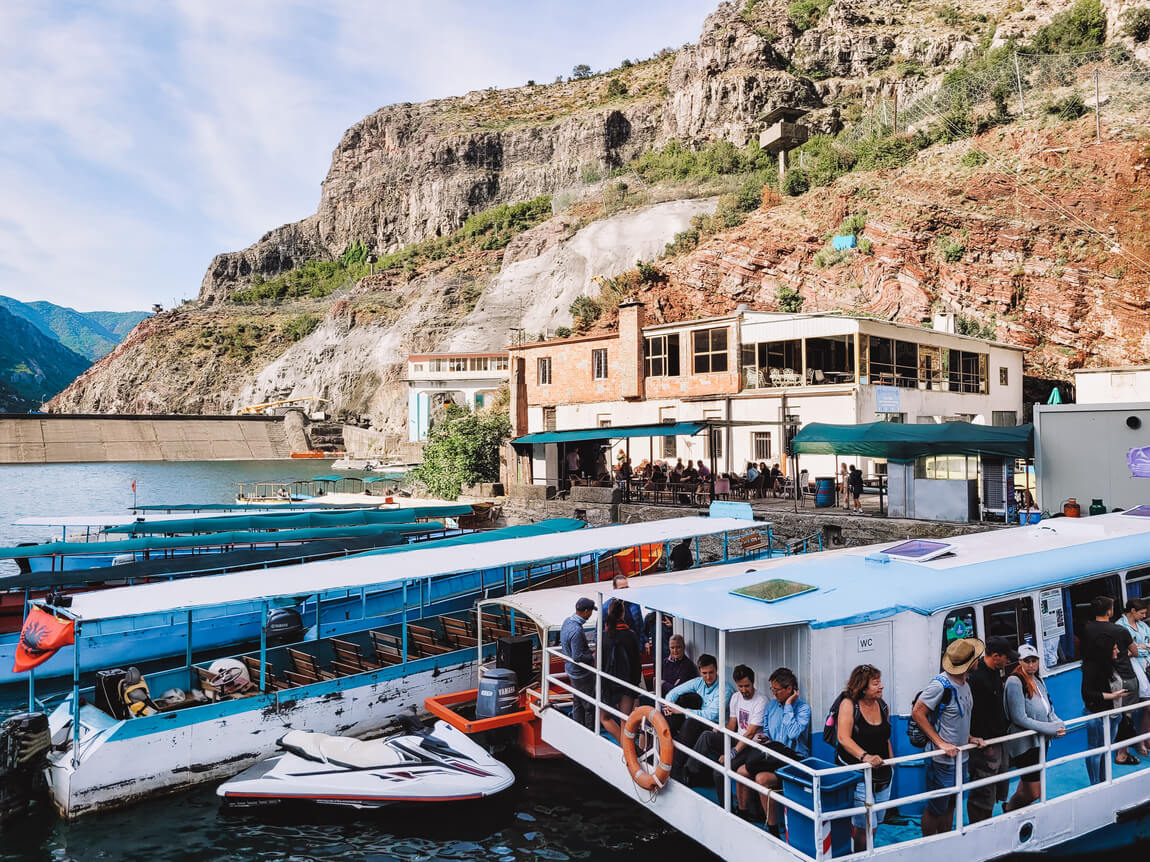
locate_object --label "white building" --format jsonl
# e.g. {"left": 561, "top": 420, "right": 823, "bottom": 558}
{"left": 1074, "top": 366, "right": 1150, "bottom": 403}
{"left": 405, "top": 352, "right": 508, "bottom": 442}
{"left": 508, "top": 306, "right": 1025, "bottom": 486}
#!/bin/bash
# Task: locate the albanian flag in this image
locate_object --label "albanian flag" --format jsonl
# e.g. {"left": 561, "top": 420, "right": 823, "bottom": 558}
{"left": 13, "top": 607, "right": 75, "bottom": 673}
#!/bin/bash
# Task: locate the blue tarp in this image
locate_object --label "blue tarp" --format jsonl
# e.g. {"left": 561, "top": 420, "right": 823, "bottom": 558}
{"left": 792, "top": 421, "right": 1034, "bottom": 460}
{"left": 104, "top": 505, "right": 473, "bottom": 535}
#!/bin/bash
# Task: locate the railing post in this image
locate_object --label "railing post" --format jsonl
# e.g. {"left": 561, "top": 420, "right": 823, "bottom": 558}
{"left": 654, "top": 611, "right": 664, "bottom": 700}
{"left": 722, "top": 531, "right": 729, "bottom": 562}
{"left": 541, "top": 637, "right": 550, "bottom": 709}
{"left": 720, "top": 628, "right": 731, "bottom": 812}
{"left": 1038, "top": 729, "right": 1047, "bottom": 803}
{"left": 812, "top": 770, "right": 823, "bottom": 862}
{"left": 594, "top": 590, "right": 604, "bottom": 736}
{"left": 955, "top": 750, "right": 966, "bottom": 834}
{"left": 863, "top": 766, "right": 875, "bottom": 854}
{"left": 71, "top": 622, "right": 81, "bottom": 767}
{"left": 259, "top": 601, "right": 268, "bottom": 692}
{"left": 1104, "top": 710, "right": 1113, "bottom": 784}
{"left": 402, "top": 581, "right": 409, "bottom": 662}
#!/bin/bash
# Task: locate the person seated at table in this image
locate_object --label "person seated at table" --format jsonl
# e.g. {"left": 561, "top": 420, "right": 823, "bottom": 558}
{"left": 769, "top": 464, "right": 782, "bottom": 495}
{"left": 697, "top": 462, "right": 711, "bottom": 481}
{"left": 682, "top": 460, "right": 698, "bottom": 482}
{"left": 669, "top": 465, "right": 683, "bottom": 485}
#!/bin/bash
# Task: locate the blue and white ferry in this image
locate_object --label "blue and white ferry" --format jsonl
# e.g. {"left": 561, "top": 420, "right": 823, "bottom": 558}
{"left": 518, "top": 508, "right": 1150, "bottom": 860}
{"left": 30, "top": 515, "right": 755, "bottom": 818}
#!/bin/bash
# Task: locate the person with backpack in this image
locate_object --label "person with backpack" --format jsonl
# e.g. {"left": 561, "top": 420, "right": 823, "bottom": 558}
{"left": 830, "top": 664, "right": 893, "bottom": 852}
{"left": 966, "top": 636, "right": 1016, "bottom": 823}
{"left": 599, "top": 599, "right": 641, "bottom": 743}
{"left": 911, "top": 637, "right": 985, "bottom": 836}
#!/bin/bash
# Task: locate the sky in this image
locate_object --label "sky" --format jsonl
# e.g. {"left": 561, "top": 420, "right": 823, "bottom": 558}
{"left": 0, "top": 0, "right": 717, "bottom": 313}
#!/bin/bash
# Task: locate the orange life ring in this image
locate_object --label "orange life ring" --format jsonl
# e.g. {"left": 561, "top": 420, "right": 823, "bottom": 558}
{"left": 622, "top": 705, "right": 674, "bottom": 791}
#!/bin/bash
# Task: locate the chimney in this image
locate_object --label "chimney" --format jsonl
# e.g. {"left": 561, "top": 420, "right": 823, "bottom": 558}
{"left": 618, "top": 301, "right": 645, "bottom": 401}
{"left": 933, "top": 312, "right": 956, "bottom": 334}
{"left": 509, "top": 355, "right": 528, "bottom": 437}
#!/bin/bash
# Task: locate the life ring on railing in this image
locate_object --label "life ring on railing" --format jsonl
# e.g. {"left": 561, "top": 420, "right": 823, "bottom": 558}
{"left": 622, "top": 705, "right": 674, "bottom": 792}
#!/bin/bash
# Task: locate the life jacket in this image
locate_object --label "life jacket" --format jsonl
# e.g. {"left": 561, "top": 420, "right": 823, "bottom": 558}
{"left": 120, "top": 670, "right": 157, "bottom": 717}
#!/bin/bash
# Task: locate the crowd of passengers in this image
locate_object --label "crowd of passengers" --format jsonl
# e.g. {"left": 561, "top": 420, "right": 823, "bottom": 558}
{"left": 560, "top": 592, "right": 1150, "bottom": 851}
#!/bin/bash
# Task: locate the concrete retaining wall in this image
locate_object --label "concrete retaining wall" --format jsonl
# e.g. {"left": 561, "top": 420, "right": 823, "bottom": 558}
{"left": 0, "top": 415, "right": 292, "bottom": 463}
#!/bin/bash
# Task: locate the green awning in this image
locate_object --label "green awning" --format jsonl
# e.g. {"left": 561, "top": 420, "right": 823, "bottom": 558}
{"left": 514, "top": 421, "right": 706, "bottom": 445}
{"left": 791, "top": 421, "right": 1034, "bottom": 460}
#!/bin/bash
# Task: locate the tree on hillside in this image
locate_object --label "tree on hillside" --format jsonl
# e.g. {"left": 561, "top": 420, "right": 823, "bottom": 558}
{"left": 572, "top": 64, "right": 593, "bottom": 79}
{"left": 410, "top": 405, "right": 510, "bottom": 500}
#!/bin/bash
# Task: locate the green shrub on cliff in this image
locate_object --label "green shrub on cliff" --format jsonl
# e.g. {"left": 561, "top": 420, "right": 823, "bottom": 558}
{"left": 410, "top": 406, "right": 510, "bottom": 500}
{"left": 1031, "top": 0, "right": 1106, "bottom": 52}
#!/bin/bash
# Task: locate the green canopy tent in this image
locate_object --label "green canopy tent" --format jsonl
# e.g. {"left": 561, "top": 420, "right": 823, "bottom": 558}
{"left": 791, "top": 422, "right": 1035, "bottom": 517}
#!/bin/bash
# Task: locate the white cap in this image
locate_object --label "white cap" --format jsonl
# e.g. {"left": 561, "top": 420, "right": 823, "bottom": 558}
{"left": 1018, "top": 643, "right": 1040, "bottom": 661}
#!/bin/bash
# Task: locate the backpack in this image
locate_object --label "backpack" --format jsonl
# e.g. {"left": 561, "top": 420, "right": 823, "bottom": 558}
{"left": 907, "top": 675, "right": 955, "bottom": 748}
{"left": 823, "top": 694, "right": 890, "bottom": 747}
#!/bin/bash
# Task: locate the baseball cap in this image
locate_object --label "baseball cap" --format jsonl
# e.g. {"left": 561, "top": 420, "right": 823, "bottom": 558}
{"left": 986, "top": 636, "right": 1018, "bottom": 661}
{"left": 1017, "top": 643, "right": 1040, "bottom": 661}
{"left": 575, "top": 597, "right": 596, "bottom": 612}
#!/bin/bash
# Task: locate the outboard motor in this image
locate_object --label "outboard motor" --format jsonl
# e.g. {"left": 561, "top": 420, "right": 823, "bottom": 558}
{"left": 266, "top": 608, "right": 304, "bottom": 647}
{"left": 0, "top": 712, "right": 50, "bottom": 824}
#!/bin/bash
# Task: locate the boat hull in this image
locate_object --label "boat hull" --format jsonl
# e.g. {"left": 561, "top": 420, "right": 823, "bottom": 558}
{"left": 46, "top": 652, "right": 478, "bottom": 819}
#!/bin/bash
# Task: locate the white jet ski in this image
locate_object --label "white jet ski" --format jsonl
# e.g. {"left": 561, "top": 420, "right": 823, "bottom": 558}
{"left": 216, "top": 717, "right": 514, "bottom": 809}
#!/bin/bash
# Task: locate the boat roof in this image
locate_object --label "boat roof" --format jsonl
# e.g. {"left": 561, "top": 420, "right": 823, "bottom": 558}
{"left": 0, "top": 521, "right": 441, "bottom": 560}
{"left": 131, "top": 503, "right": 373, "bottom": 512}
{"left": 15, "top": 508, "right": 378, "bottom": 528}
{"left": 608, "top": 511, "right": 1150, "bottom": 632}
{"left": 55, "top": 517, "right": 755, "bottom": 624}
{"left": 101, "top": 505, "right": 472, "bottom": 535}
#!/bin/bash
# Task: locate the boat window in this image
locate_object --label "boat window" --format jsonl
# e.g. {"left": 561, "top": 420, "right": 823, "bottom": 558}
{"left": 1047, "top": 574, "right": 1122, "bottom": 667}
{"left": 1126, "top": 566, "right": 1150, "bottom": 600}
{"left": 941, "top": 606, "right": 977, "bottom": 656}
{"left": 983, "top": 596, "right": 1036, "bottom": 655}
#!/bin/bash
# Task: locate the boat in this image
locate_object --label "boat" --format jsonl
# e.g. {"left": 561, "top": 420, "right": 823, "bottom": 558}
{"left": 0, "top": 519, "right": 581, "bottom": 684}
{"left": 216, "top": 716, "right": 514, "bottom": 808}
{"left": 29, "top": 514, "right": 757, "bottom": 818}
{"left": 517, "top": 508, "right": 1150, "bottom": 861}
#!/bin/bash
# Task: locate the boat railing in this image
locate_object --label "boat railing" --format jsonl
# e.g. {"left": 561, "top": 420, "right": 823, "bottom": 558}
{"left": 541, "top": 640, "right": 1150, "bottom": 860}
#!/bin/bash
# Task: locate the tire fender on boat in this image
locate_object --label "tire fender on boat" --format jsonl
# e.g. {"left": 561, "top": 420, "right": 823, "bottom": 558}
{"left": 622, "top": 705, "right": 673, "bottom": 792}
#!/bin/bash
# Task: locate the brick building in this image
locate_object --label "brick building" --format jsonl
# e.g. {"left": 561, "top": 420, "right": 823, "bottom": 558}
{"left": 507, "top": 303, "right": 1025, "bottom": 487}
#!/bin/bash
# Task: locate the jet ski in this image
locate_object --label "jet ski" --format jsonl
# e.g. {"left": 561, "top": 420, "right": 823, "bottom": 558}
{"left": 216, "top": 716, "right": 514, "bottom": 809}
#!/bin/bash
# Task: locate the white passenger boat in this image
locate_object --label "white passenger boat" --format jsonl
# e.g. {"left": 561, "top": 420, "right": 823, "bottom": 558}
{"left": 490, "top": 509, "right": 1150, "bottom": 860}
{"left": 26, "top": 515, "right": 757, "bottom": 818}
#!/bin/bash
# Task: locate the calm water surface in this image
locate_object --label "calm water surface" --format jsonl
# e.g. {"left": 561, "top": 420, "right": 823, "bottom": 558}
{"left": 0, "top": 461, "right": 699, "bottom": 861}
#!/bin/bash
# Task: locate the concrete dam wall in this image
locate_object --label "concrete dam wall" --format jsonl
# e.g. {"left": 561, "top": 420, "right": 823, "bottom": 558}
{"left": 0, "top": 415, "right": 293, "bottom": 463}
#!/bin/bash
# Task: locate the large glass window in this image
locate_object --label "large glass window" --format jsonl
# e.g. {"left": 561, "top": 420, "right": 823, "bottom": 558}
{"left": 918, "top": 345, "right": 942, "bottom": 390}
{"left": 948, "top": 349, "right": 987, "bottom": 393}
{"left": 803, "top": 335, "right": 855, "bottom": 384}
{"left": 915, "top": 455, "right": 979, "bottom": 480}
{"left": 692, "top": 328, "right": 729, "bottom": 374}
{"left": 942, "top": 606, "right": 978, "bottom": 657}
{"left": 866, "top": 336, "right": 894, "bottom": 385}
{"left": 1049, "top": 574, "right": 1122, "bottom": 666}
{"left": 644, "top": 334, "right": 681, "bottom": 377}
{"left": 537, "top": 357, "right": 552, "bottom": 385}
{"left": 450, "top": 357, "right": 467, "bottom": 372}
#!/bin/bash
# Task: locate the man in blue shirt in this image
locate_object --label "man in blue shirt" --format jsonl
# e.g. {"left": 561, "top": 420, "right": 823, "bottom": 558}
{"left": 603, "top": 574, "right": 647, "bottom": 652}
{"left": 560, "top": 597, "right": 597, "bottom": 729}
{"left": 662, "top": 653, "right": 730, "bottom": 782}
{"left": 736, "top": 667, "right": 811, "bottom": 835}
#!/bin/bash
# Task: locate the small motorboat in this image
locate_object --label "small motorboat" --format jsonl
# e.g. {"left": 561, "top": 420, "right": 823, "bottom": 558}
{"left": 216, "top": 716, "right": 514, "bottom": 809}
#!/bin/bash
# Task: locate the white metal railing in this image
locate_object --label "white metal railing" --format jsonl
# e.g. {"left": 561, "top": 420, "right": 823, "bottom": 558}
{"left": 541, "top": 635, "right": 1150, "bottom": 860}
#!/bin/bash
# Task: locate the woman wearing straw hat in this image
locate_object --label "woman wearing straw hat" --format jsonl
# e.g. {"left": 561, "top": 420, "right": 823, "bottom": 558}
{"left": 912, "top": 637, "right": 985, "bottom": 836}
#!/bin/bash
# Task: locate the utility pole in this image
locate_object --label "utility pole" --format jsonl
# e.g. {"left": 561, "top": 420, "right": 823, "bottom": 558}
{"left": 892, "top": 89, "right": 899, "bottom": 135}
{"left": 1094, "top": 69, "right": 1102, "bottom": 144}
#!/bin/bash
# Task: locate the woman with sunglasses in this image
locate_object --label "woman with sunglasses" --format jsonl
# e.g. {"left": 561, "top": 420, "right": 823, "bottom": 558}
{"left": 1003, "top": 644, "right": 1066, "bottom": 811}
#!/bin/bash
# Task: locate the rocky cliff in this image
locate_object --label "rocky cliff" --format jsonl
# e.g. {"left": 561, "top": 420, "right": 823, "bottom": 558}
{"left": 48, "top": 0, "right": 1150, "bottom": 427}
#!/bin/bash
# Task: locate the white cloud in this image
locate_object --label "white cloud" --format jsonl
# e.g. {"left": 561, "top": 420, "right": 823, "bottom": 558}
{"left": 0, "top": 0, "right": 715, "bottom": 310}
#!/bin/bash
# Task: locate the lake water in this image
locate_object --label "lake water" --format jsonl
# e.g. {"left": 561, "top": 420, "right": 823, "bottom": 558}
{"left": 0, "top": 460, "right": 696, "bottom": 861}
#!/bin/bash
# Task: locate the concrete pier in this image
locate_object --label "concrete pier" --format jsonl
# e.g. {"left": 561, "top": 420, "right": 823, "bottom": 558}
{"left": 0, "top": 414, "right": 292, "bottom": 463}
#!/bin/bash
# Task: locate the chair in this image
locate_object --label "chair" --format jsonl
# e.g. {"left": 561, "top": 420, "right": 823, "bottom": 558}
{"left": 814, "top": 369, "right": 827, "bottom": 384}
{"left": 330, "top": 637, "right": 380, "bottom": 671}
{"left": 769, "top": 368, "right": 782, "bottom": 387}
{"left": 287, "top": 648, "right": 335, "bottom": 682}
{"left": 806, "top": 368, "right": 815, "bottom": 385}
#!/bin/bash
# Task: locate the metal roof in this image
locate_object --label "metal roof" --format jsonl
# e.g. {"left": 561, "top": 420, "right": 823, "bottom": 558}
{"left": 514, "top": 421, "right": 705, "bottom": 445}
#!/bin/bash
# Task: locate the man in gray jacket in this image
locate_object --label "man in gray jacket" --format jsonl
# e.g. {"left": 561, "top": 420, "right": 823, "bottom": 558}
{"left": 561, "top": 597, "right": 597, "bottom": 728}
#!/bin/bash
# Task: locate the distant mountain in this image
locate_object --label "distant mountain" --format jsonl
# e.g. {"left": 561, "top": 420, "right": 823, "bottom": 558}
{"left": 0, "top": 296, "right": 150, "bottom": 361}
{"left": 0, "top": 307, "right": 91, "bottom": 412}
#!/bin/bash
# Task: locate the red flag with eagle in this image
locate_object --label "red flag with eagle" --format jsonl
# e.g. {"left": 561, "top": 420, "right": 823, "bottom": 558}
{"left": 13, "top": 607, "right": 75, "bottom": 672}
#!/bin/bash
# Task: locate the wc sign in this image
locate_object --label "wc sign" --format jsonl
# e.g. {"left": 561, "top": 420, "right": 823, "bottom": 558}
{"left": 857, "top": 634, "right": 876, "bottom": 652}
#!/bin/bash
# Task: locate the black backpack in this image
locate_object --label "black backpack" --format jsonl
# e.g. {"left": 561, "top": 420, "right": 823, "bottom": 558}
{"left": 823, "top": 694, "right": 890, "bottom": 747}
{"left": 907, "top": 676, "right": 954, "bottom": 748}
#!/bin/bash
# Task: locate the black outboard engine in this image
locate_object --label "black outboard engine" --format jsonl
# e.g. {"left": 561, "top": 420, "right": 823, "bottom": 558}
{"left": 0, "top": 712, "right": 50, "bottom": 824}
{"left": 266, "top": 608, "right": 304, "bottom": 647}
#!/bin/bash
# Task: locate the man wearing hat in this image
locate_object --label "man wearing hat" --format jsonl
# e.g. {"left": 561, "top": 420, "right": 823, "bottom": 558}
{"left": 912, "top": 637, "right": 985, "bottom": 836}
{"left": 966, "top": 636, "right": 1017, "bottom": 823}
{"left": 561, "top": 597, "right": 597, "bottom": 729}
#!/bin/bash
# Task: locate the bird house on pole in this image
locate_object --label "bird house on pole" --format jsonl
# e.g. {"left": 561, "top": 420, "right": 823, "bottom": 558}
{"left": 759, "top": 107, "right": 810, "bottom": 185}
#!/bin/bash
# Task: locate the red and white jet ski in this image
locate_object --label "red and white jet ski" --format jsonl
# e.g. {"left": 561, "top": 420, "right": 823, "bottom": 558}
{"left": 217, "top": 716, "right": 514, "bottom": 809}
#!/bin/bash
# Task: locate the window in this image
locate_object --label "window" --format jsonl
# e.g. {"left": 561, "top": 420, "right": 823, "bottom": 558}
{"left": 915, "top": 455, "right": 978, "bottom": 480}
{"left": 450, "top": 357, "right": 467, "bottom": 372}
{"left": 592, "top": 348, "right": 608, "bottom": 380}
{"left": 412, "top": 363, "right": 424, "bottom": 372}
{"left": 918, "top": 345, "right": 942, "bottom": 390}
{"left": 752, "top": 432, "right": 772, "bottom": 460}
{"left": 983, "top": 597, "right": 1036, "bottom": 655}
{"left": 429, "top": 358, "right": 444, "bottom": 372}
{"left": 941, "top": 606, "right": 978, "bottom": 657}
{"left": 543, "top": 407, "right": 557, "bottom": 431}
{"left": 879, "top": 412, "right": 905, "bottom": 423}
{"left": 948, "top": 350, "right": 987, "bottom": 393}
{"left": 692, "top": 328, "right": 729, "bottom": 374}
{"left": 1049, "top": 574, "right": 1121, "bottom": 666}
{"left": 597, "top": 414, "right": 612, "bottom": 428}
{"left": 992, "top": 411, "right": 1017, "bottom": 427}
{"left": 999, "top": 367, "right": 1009, "bottom": 386}
{"left": 895, "top": 340, "right": 918, "bottom": 387}
{"left": 644, "top": 334, "right": 681, "bottom": 377}
{"left": 660, "top": 409, "right": 676, "bottom": 459}
{"left": 704, "top": 411, "right": 723, "bottom": 459}
{"left": 538, "top": 357, "right": 552, "bottom": 385}
{"left": 469, "top": 357, "right": 488, "bottom": 371}
{"left": 493, "top": 356, "right": 509, "bottom": 371}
